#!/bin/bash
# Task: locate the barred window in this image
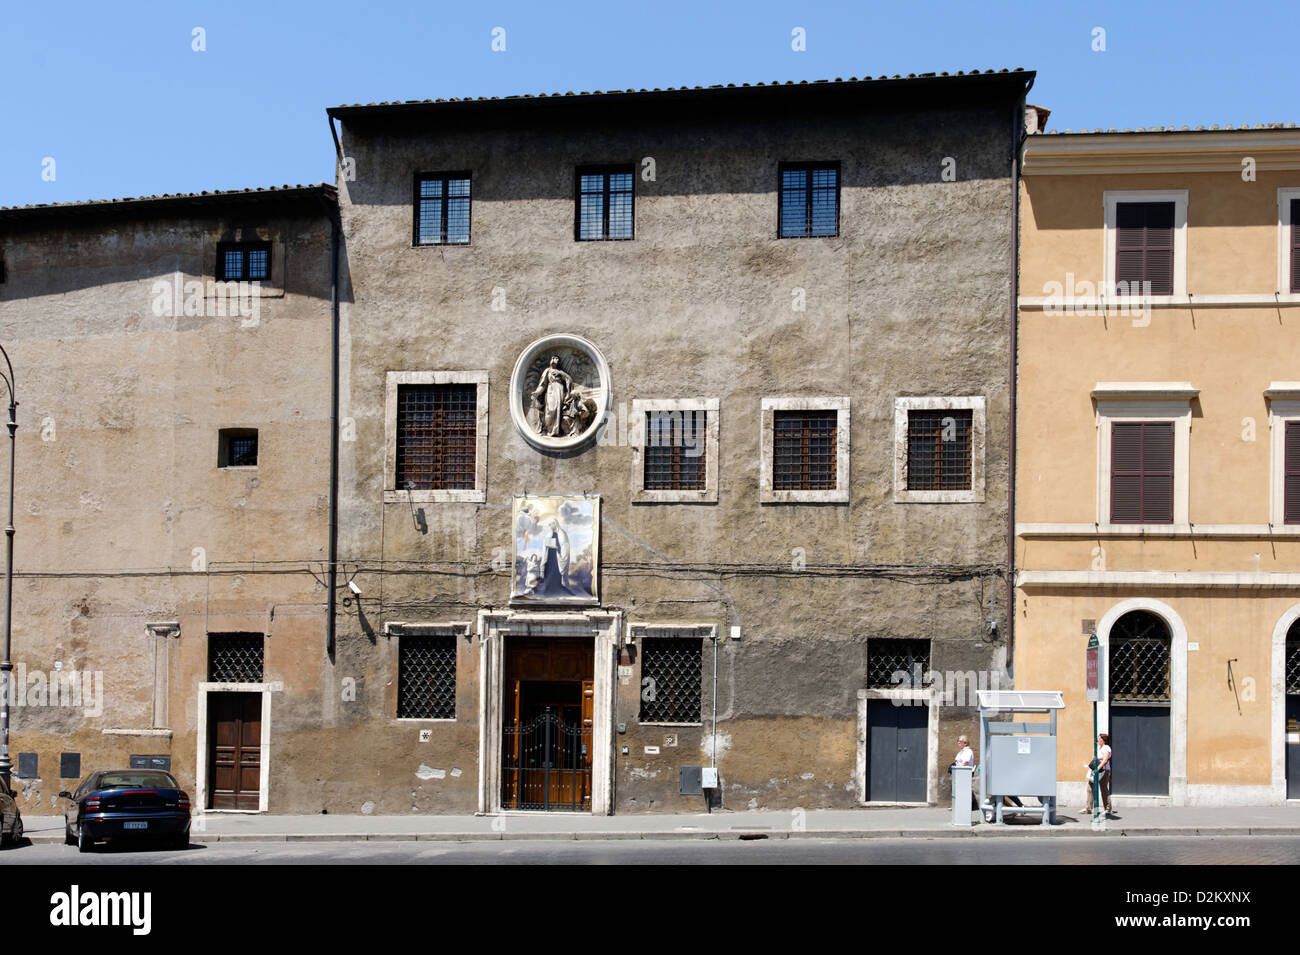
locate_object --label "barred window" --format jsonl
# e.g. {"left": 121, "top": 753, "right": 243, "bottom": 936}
{"left": 218, "top": 428, "right": 258, "bottom": 467}
{"left": 644, "top": 411, "right": 707, "bottom": 491}
{"left": 907, "top": 409, "right": 973, "bottom": 491}
{"left": 779, "top": 163, "right": 839, "bottom": 238}
{"left": 576, "top": 166, "right": 634, "bottom": 240}
{"left": 414, "top": 172, "right": 471, "bottom": 245}
{"left": 866, "top": 639, "right": 931, "bottom": 689}
{"left": 216, "top": 241, "right": 271, "bottom": 281}
{"left": 1109, "top": 611, "right": 1171, "bottom": 702}
{"left": 773, "top": 411, "right": 837, "bottom": 490}
{"left": 639, "top": 637, "right": 702, "bottom": 723}
{"left": 1286, "top": 619, "right": 1300, "bottom": 694}
{"left": 396, "top": 384, "right": 477, "bottom": 490}
{"left": 208, "top": 633, "right": 264, "bottom": 682}
{"left": 397, "top": 635, "right": 457, "bottom": 719}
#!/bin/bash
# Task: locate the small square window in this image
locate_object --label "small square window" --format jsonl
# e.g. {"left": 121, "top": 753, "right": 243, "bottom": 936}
{"left": 576, "top": 166, "right": 634, "bottom": 240}
{"left": 218, "top": 428, "right": 258, "bottom": 468}
{"left": 414, "top": 172, "right": 472, "bottom": 246}
{"left": 208, "top": 633, "right": 264, "bottom": 682}
{"left": 773, "top": 411, "right": 838, "bottom": 490}
{"left": 630, "top": 399, "right": 719, "bottom": 504}
{"left": 639, "top": 636, "right": 702, "bottom": 724}
{"left": 397, "top": 634, "right": 456, "bottom": 720}
{"left": 779, "top": 163, "right": 839, "bottom": 238}
{"left": 216, "top": 241, "right": 272, "bottom": 281}
{"left": 907, "top": 409, "right": 973, "bottom": 491}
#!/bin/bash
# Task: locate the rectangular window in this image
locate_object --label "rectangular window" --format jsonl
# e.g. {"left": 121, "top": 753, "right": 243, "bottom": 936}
{"left": 576, "top": 166, "right": 634, "bottom": 240}
{"left": 907, "top": 409, "right": 973, "bottom": 491}
{"left": 414, "top": 172, "right": 471, "bottom": 245}
{"left": 773, "top": 411, "right": 838, "bottom": 490}
{"left": 643, "top": 411, "right": 707, "bottom": 491}
{"left": 779, "top": 163, "right": 839, "bottom": 238}
{"left": 208, "top": 633, "right": 264, "bottom": 683}
{"left": 218, "top": 428, "right": 258, "bottom": 467}
{"left": 1286, "top": 420, "right": 1300, "bottom": 524}
{"left": 639, "top": 637, "right": 702, "bottom": 724}
{"left": 865, "top": 639, "right": 931, "bottom": 689}
{"left": 1110, "top": 421, "right": 1175, "bottom": 523}
{"left": 396, "top": 384, "right": 477, "bottom": 491}
{"left": 396, "top": 634, "right": 456, "bottom": 720}
{"left": 1115, "top": 201, "right": 1175, "bottom": 296}
{"left": 1291, "top": 198, "right": 1300, "bottom": 294}
{"left": 216, "top": 241, "right": 271, "bottom": 281}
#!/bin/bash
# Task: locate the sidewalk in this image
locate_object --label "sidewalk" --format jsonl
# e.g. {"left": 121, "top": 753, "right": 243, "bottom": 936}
{"left": 19, "top": 804, "right": 1300, "bottom": 844}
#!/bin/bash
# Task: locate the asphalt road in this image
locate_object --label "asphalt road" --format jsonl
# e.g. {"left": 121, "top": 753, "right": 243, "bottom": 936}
{"left": 6, "top": 835, "right": 1300, "bottom": 864}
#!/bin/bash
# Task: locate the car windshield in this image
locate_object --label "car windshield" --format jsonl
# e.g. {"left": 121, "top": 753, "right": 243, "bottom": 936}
{"left": 96, "top": 771, "right": 179, "bottom": 790}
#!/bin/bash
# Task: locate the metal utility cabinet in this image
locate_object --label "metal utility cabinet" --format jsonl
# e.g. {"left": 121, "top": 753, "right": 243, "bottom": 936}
{"left": 977, "top": 690, "right": 1065, "bottom": 825}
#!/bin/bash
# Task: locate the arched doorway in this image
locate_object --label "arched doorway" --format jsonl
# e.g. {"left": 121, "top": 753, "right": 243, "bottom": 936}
{"left": 1108, "top": 610, "right": 1172, "bottom": 796}
{"left": 1287, "top": 620, "right": 1300, "bottom": 799}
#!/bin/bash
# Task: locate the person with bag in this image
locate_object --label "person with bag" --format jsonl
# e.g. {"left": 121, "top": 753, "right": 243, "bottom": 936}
{"left": 1083, "top": 732, "right": 1112, "bottom": 815}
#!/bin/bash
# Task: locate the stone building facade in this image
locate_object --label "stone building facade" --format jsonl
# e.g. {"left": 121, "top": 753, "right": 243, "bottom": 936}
{"left": 327, "top": 72, "right": 1031, "bottom": 814}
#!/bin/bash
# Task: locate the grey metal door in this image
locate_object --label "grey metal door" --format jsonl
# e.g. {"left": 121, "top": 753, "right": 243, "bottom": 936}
{"left": 1110, "top": 705, "right": 1170, "bottom": 796}
{"left": 1287, "top": 696, "right": 1300, "bottom": 800}
{"left": 867, "top": 700, "right": 928, "bottom": 802}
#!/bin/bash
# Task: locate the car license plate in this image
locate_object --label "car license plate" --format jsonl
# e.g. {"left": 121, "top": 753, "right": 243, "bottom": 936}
{"left": 123, "top": 821, "right": 148, "bottom": 829}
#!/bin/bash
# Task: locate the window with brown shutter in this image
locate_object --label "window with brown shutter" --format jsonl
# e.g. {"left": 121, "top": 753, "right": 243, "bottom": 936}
{"left": 1115, "top": 202, "right": 1174, "bottom": 296}
{"left": 773, "top": 411, "right": 837, "bottom": 490}
{"left": 1286, "top": 420, "right": 1300, "bottom": 524}
{"left": 1111, "top": 421, "right": 1174, "bottom": 523}
{"left": 396, "top": 384, "right": 477, "bottom": 490}
{"left": 1291, "top": 199, "right": 1300, "bottom": 294}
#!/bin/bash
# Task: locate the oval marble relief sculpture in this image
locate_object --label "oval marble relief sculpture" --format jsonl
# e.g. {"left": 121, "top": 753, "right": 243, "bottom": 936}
{"left": 509, "top": 334, "right": 611, "bottom": 452}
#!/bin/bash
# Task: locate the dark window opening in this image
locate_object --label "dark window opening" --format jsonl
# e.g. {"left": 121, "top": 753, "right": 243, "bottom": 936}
{"left": 397, "top": 634, "right": 457, "bottom": 720}
{"left": 218, "top": 428, "right": 258, "bottom": 467}
{"left": 907, "top": 409, "right": 973, "bottom": 491}
{"left": 779, "top": 163, "right": 839, "bottom": 238}
{"left": 866, "top": 639, "right": 932, "bottom": 689}
{"left": 1109, "top": 611, "right": 1171, "bottom": 702}
{"left": 414, "top": 172, "right": 472, "bottom": 246}
{"left": 643, "top": 411, "right": 707, "bottom": 490}
{"left": 773, "top": 410, "right": 837, "bottom": 490}
{"left": 208, "top": 633, "right": 264, "bottom": 683}
{"left": 576, "top": 166, "right": 634, "bottom": 240}
{"left": 396, "top": 384, "right": 477, "bottom": 490}
{"left": 639, "top": 637, "right": 702, "bottom": 723}
{"left": 216, "top": 241, "right": 271, "bottom": 281}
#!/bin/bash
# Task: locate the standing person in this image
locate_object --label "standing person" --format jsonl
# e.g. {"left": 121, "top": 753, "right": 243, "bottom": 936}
{"left": 953, "top": 735, "right": 977, "bottom": 810}
{"left": 1084, "top": 732, "right": 1113, "bottom": 815}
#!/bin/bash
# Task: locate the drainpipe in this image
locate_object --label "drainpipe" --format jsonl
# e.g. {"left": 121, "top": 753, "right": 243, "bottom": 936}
{"left": 327, "top": 193, "right": 340, "bottom": 663}
{"left": 1006, "top": 77, "right": 1034, "bottom": 679}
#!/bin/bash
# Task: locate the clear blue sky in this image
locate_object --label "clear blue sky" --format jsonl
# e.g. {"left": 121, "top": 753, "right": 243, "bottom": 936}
{"left": 3, "top": 0, "right": 1297, "bottom": 207}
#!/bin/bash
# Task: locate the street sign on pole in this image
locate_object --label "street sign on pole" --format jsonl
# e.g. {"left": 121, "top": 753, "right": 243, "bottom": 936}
{"left": 1086, "top": 633, "right": 1100, "bottom": 703}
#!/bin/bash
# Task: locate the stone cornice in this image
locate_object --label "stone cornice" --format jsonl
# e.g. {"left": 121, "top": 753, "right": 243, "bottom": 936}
{"left": 1023, "top": 130, "right": 1300, "bottom": 175}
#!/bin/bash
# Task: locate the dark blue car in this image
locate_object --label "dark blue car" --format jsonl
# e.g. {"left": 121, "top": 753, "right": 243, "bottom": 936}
{"left": 60, "top": 770, "right": 191, "bottom": 852}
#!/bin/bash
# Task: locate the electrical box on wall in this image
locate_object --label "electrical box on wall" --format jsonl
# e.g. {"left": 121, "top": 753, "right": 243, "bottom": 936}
{"left": 679, "top": 765, "right": 703, "bottom": 795}
{"left": 701, "top": 767, "right": 719, "bottom": 789}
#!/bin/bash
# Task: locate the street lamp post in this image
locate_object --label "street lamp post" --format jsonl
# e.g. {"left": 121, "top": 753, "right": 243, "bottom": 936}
{"left": 0, "top": 344, "right": 15, "bottom": 790}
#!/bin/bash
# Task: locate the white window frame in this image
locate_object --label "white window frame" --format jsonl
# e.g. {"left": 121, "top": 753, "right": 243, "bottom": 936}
{"left": 1266, "top": 383, "right": 1300, "bottom": 526}
{"left": 759, "top": 397, "right": 850, "bottom": 504}
{"left": 1279, "top": 188, "right": 1300, "bottom": 299}
{"left": 893, "top": 396, "right": 986, "bottom": 503}
{"left": 629, "top": 398, "right": 719, "bottom": 504}
{"left": 1093, "top": 382, "right": 1197, "bottom": 530}
{"left": 1103, "top": 190, "right": 1189, "bottom": 300}
{"left": 383, "top": 371, "right": 488, "bottom": 504}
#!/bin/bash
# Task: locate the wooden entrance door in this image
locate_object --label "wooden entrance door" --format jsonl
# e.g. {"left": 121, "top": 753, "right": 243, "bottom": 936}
{"left": 208, "top": 692, "right": 262, "bottom": 809}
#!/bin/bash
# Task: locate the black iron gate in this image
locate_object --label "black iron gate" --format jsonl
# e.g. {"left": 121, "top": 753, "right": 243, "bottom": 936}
{"left": 502, "top": 707, "right": 592, "bottom": 811}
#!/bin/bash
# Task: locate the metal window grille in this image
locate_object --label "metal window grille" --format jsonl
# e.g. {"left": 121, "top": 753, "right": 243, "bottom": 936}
{"left": 907, "top": 409, "right": 973, "bottom": 491}
{"left": 415, "top": 173, "right": 472, "bottom": 245}
{"left": 773, "top": 411, "right": 837, "bottom": 490}
{"left": 396, "top": 384, "right": 477, "bottom": 490}
{"left": 1287, "top": 621, "right": 1300, "bottom": 694}
{"left": 218, "top": 429, "right": 258, "bottom": 467}
{"left": 643, "top": 411, "right": 706, "bottom": 490}
{"left": 866, "top": 639, "right": 931, "bottom": 688}
{"left": 780, "top": 164, "right": 839, "bottom": 237}
{"left": 1109, "top": 611, "right": 1171, "bottom": 702}
{"left": 208, "top": 633, "right": 264, "bottom": 682}
{"left": 639, "top": 637, "right": 702, "bottom": 723}
{"left": 577, "top": 167, "right": 634, "bottom": 240}
{"left": 397, "top": 634, "right": 457, "bottom": 719}
{"left": 216, "top": 242, "right": 271, "bottom": 281}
